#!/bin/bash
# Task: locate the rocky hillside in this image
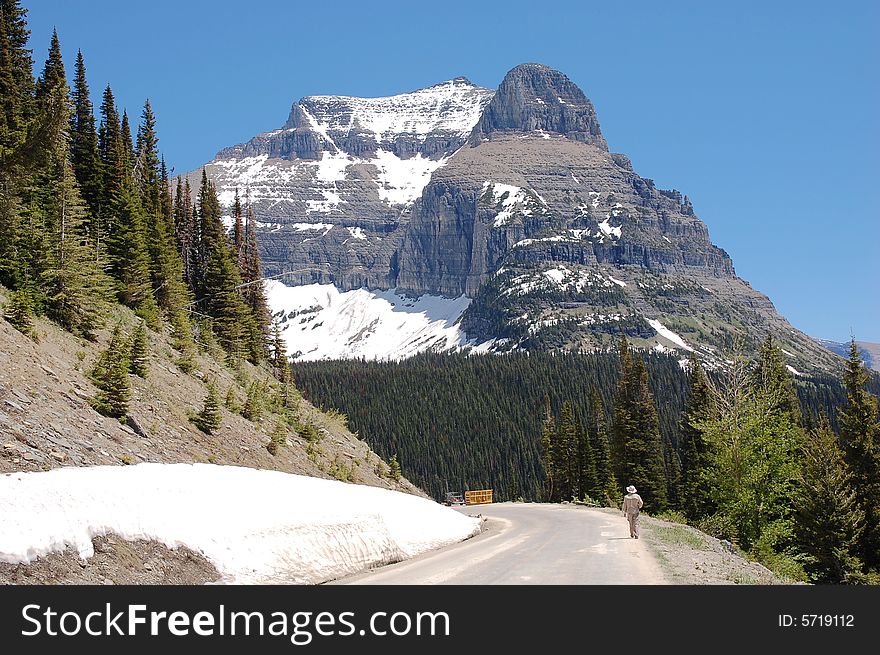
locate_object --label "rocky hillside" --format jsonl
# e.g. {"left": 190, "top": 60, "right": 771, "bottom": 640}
{"left": 0, "top": 285, "right": 420, "bottom": 496}
{"left": 192, "top": 63, "right": 841, "bottom": 373}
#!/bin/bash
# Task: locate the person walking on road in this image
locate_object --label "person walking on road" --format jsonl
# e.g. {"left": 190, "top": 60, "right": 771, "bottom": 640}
{"left": 623, "top": 485, "right": 643, "bottom": 538}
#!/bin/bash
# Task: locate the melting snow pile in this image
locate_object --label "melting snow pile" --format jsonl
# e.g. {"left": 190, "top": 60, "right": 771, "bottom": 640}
{"left": 0, "top": 463, "right": 482, "bottom": 584}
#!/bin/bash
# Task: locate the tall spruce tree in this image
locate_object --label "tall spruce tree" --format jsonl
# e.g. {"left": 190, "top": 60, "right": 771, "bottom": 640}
{"left": 69, "top": 50, "right": 100, "bottom": 224}
{"left": 241, "top": 200, "right": 270, "bottom": 361}
{"left": 539, "top": 393, "right": 555, "bottom": 501}
{"left": 575, "top": 409, "right": 597, "bottom": 502}
{"left": 26, "top": 31, "right": 110, "bottom": 337}
{"left": 586, "top": 385, "right": 617, "bottom": 504}
{"left": 553, "top": 400, "right": 578, "bottom": 502}
{"left": 194, "top": 170, "right": 250, "bottom": 358}
{"left": 135, "top": 100, "right": 189, "bottom": 316}
{"left": 0, "top": 0, "right": 34, "bottom": 157}
{"left": 838, "top": 338, "right": 880, "bottom": 571}
{"left": 612, "top": 335, "right": 668, "bottom": 510}
{"left": 795, "top": 416, "right": 865, "bottom": 583}
{"left": 680, "top": 351, "right": 715, "bottom": 521}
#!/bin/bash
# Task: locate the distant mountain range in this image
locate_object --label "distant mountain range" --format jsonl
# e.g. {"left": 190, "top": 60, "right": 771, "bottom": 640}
{"left": 815, "top": 339, "right": 880, "bottom": 372}
{"left": 190, "top": 63, "right": 841, "bottom": 373}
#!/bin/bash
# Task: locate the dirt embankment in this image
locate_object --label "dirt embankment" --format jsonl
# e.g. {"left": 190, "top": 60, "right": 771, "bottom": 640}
{"left": 1, "top": 286, "right": 425, "bottom": 584}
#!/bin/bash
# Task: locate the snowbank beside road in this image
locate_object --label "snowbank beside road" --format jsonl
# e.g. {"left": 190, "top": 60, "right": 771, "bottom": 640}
{"left": 0, "top": 463, "right": 481, "bottom": 584}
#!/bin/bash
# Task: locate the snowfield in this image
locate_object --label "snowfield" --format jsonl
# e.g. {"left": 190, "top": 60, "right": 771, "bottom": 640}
{"left": 266, "top": 280, "right": 489, "bottom": 361}
{"left": 0, "top": 463, "right": 482, "bottom": 584}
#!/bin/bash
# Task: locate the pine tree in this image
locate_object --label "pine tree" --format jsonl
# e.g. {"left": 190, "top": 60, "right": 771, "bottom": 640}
{"left": 2, "top": 284, "right": 34, "bottom": 335}
{"left": 224, "top": 386, "right": 240, "bottom": 413}
{"left": 751, "top": 334, "right": 801, "bottom": 423}
{"left": 680, "top": 351, "right": 715, "bottom": 521}
{"left": 539, "top": 394, "right": 555, "bottom": 501}
{"left": 611, "top": 333, "right": 633, "bottom": 485}
{"left": 586, "top": 385, "right": 617, "bottom": 504}
{"left": 128, "top": 319, "right": 148, "bottom": 378}
{"left": 193, "top": 378, "right": 222, "bottom": 434}
{"left": 242, "top": 200, "right": 270, "bottom": 361}
{"left": 389, "top": 453, "right": 402, "bottom": 482}
{"left": 135, "top": 99, "right": 189, "bottom": 316}
{"left": 232, "top": 188, "right": 244, "bottom": 269}
{"left": 170, "top": 310, "right": 196, "bottom": 373}
{"left": 89, "top": 324, "right": 131, "bottom": 418}
{"left": 795, "top": 416, "right": 865, "bottom": 583}
{"left": 194, "top": 170, "right": 250, "bottom": 358}
{"left": 611, "top": 335, "right": 667, "bottom": 510}
{"left": 267, "top": 417, "right": 287, "bottom": 456}
{"left": 242, "top": 382, "right": 263, "bottom": 422}
{"left": 98, "top": 87, "right": 154, "bottom": 319}
{"left": 0, "top": 0, "right": 34, "bottom": 157}
{"left": 838, "top": 338, "right": 880, "bottom": 571}
{"left": 575, "top": 409, "right": 597, "bottom": 502}
{"left": 69, "top": 50, "right": 101, "bottom": 223}
{"left": 554, "top": 401, "right": 578, "bottom": 502}
{"left": 28, "top": 31, "right": 110, "bottom": 338}
{"left": 624, "top": 356, "right": 669, "bottom": 511}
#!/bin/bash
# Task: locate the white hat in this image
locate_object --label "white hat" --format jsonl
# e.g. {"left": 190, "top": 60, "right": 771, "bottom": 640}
{"left": 626, "top": 485, "right": 637, "bottom": 494}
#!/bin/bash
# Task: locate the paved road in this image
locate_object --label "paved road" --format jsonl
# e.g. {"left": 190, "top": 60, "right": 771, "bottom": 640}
{"left": 333, "top": 502, "right": 666, "bottom": 585}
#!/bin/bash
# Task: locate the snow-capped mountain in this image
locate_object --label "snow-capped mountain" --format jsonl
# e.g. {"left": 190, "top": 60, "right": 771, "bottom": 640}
{"left": 191, "top": 64, "right": 841, "bottom": 371}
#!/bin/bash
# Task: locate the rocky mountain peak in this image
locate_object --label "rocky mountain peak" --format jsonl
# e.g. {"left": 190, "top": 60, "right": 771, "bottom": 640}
{"left": 471, "top": 63, "right": 607, "bottom": 149}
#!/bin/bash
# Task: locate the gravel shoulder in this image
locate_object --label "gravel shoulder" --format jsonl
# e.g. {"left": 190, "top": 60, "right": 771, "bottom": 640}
{"left": 589, "top": 508, "right": 787, "bottom": 585}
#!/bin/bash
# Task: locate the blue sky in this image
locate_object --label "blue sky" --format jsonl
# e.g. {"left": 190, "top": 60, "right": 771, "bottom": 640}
{"left": 25, "top": 0, "right": 879, "bottom": 342}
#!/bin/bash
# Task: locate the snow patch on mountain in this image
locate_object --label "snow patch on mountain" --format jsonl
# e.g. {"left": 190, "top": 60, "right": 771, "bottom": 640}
{"left": 266, "top": 280, "right": 489, "bottom": 361}
{"left": 372, "top": 150, "right": 446, "bottom": 206}
{"left": 303, "top": 79, "right": 491, "bottom": 142}
{"left": 647, "top": 318, "right": 694, "bottom": 352}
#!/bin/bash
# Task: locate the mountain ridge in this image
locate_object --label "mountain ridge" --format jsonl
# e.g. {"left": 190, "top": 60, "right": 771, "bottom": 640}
{"left": 188, "top": 63, "right": 842, "bottom": 373}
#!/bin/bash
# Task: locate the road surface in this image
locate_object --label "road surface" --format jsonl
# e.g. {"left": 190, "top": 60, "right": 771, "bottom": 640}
{"left": 333, "top": 502, "right": 666, "bottom": 584}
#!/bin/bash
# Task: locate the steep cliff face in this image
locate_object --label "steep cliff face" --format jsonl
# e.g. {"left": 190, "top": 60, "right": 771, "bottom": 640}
{"left": 471, "top": 63, "right": 607, "bottom": 148}
{"left": 193, "top": 64, "right": 840, "bottom": 372}
{"left": 191, "top": 78, "right": 494, "bottom": 289}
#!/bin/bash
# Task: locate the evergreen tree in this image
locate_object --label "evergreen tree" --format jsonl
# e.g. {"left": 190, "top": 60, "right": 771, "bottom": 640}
{"left": 680, "top": 351, "right": 715, "bottom": 521}
{"left": 624, "top": 356, "right": 669, "bottom": 511}
{"left": 611, "top": 333, "right": 633, "bottom": 485}
{"left": 795, "top": 416, "right": 865, "bottom": 583}
{"left": 389, "top": 453, "right": 402, "bottom": 482}
{"left": 586, "top": 385, "right": 617, "bottom": 504}
{"left": 539, "top": 393, "right": 555, "bottom": 501}
{"left": 69, "top": 50, "right": 101, "bottom": 223}
{"left": 98, "top": 86, "right": 154, "bottom": 320}
{"left": 89, "top": 324, "right": 131, "bottom": 418}
{"left": 575, "top": 409, "right": 597, "bottom": 502}
{"left": 194, "top": 170, "right": 250, "bottom": 358}
{"left": 27, "top": 31, "right": 110, "bottom": 338}
{"left": 242, "top": 382, "right": 263, "bottom": 422}
{"left": 612, "top": 335, "right": 667, "bottom": 510}
{"left": 193, "top": 378, "right": 222, "bottom": 434}
{"left": 0, "top": 0, "right": 34, "bottom": 157}
{"left": 232, "top": 188, "right": 244, "bottom": 269}
{"left": 554, "top": 400, "right": 578, "bottom": 501}
{"left": 751, "top": 334, "right": 801, "bottom": 423}
{"left": 170, "top": 310, "right": 196, "bottom": 373}
{"left": 135, "top": 99, "right": 189, "bottom": 316}
{"left": 2, "top": 284, "right": 34, "bottom": 335}
{"left": 267, "top": 417, "right": 287, "bottom": 456}
{"left": 838, "top": 338, "right": 880, "bottom": 570}
{"left": 128, "top": 319, "right": 148, "bottom": 378}
{"left": 242, "top": 200, "right": 270, "bottom": 361}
